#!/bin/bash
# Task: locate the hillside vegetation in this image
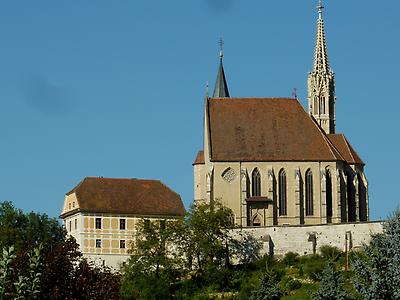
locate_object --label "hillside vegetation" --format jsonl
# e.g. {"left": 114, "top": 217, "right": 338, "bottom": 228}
{"left": 1, "top": 200, "right": 400, "bottom": 299}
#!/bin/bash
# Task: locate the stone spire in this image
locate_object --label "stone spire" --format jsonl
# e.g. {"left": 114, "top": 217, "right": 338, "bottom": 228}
{"left": 213, "top": 39, "right": 230, "bottom": 98}
{"left": 308, "top": 0, "right": 336, "bottom": 134}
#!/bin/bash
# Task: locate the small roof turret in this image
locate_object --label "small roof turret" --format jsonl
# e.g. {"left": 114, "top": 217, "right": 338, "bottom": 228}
{"left": 213, "top": 39, "right": 230, "bottom": 98}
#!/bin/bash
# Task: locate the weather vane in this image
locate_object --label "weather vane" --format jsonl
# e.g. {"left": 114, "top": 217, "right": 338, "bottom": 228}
{"left": 218, "top": 38, "right": 224, "bottom": 59}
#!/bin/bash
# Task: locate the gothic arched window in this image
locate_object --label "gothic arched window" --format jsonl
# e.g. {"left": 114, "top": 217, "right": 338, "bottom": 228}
{"left": 252, "top": 168, "right": 261, "bottom": 197}
{"left": 279, "top": 169, "right": 287, "bottom": 216}
{"left": 305, "top": 169, "right": 314, "bottom": 216}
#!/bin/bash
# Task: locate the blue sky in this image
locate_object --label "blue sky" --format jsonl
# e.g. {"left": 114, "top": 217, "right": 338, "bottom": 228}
{"left": 0, "top": 0, "right": 399, "bottom": 220}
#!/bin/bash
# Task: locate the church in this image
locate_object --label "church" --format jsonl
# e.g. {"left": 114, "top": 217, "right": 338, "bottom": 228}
{"left": 193, "top": 3, "right": 368, "bottom": 227}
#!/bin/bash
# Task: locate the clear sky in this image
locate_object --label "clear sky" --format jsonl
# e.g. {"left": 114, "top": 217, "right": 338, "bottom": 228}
{"left": 0, "top": 0, "right": 399, "bottom": 220}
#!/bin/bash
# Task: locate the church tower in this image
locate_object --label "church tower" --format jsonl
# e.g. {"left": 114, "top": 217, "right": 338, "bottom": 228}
{"left": 308, "top": 0, "right": 336, "bottom": 134}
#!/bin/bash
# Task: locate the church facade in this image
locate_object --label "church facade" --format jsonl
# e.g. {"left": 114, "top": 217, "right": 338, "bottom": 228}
{"left": 193, "top": 3, "right": 368, "bottom": 227}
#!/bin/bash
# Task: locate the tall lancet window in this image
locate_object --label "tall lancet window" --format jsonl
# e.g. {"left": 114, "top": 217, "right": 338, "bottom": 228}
{"left": 279, "top": 169, "right": 287, "bottom": 216}
{"left": 252, "top": 168, "right": 261, "bottom": 197}
{"left": 305, "top": 169, "right": 314, "bottom": 216}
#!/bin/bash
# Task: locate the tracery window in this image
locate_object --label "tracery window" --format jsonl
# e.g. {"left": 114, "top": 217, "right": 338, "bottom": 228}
{"left": 305, "top": 169, "right": 314, "bottom": 216}
{"left": 279, "top": 169, "right": 287, "bottom": 216}
{"left": 252, "top": 168, "right": 261, "bottom": 197}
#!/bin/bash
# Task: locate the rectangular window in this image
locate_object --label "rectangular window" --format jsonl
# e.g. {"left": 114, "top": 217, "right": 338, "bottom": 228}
{"left": 120, "top": 219, "right": 126, "bottom": 230}
{"left": 69, "top": 220, "right": 72, "bottom": 232}
{"left": 95, "top": 218, "right": 102, "bottom": 229}
{"left": 75, "top": 219, "right": 78, "bottom": 230}
{"left": 120, "top": 240, "right": 126, "bottom": 249}
{"left": 96, "top": 239, "right": 101, "bottom": 248}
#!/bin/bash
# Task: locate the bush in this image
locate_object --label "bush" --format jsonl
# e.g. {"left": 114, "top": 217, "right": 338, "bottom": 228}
{"left": 301, "top": 255, "right": 325, "bottom": 281}
{"left": 282, "top": 252, "right": 299, "bottom": 267}
{"left": 280, "top": 276, "right": 302, "bottom": 293}
{"left": 319, "top": 245, "right": 342, "bottom": 261}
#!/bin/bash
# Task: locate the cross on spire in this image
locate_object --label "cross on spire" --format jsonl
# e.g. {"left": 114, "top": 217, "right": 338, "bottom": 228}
{"left": 218, "top": 38, "right": 224, "bottom": 60}
{"left": 317, "top": 0, "right": 324, "bottom": 19}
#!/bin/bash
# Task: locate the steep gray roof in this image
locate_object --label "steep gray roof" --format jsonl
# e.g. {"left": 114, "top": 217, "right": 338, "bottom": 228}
{"left": 213, "top": 54, "right": 230, "bottom": 98}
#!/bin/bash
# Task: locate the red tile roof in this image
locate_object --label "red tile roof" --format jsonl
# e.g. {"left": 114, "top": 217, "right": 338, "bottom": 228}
{"left": 193, "top": 150, "right": 205, "bottom": 165}
{"left": 208, "top": 98, "right": 345, "bottom": 162}
{"left": 61, "top": 177, "right": 185, "bottom": 218}
{"left": 328, "top": 134, "right": 364, "bottom": 165}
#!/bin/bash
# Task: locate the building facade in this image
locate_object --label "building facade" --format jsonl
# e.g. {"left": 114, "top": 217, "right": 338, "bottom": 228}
{"left": 193, "top": 3, "right": 368, "bottom": 227}
{"left": 60, "top": 177, "right": 185, "bottom": 269}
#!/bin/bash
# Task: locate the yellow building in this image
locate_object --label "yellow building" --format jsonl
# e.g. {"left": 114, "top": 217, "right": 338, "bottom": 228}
{"left": 193, "top": 3, "right": 368, "bottom": 227}
{"left": 60, "top": 177, "right": 185, "bottom": 269}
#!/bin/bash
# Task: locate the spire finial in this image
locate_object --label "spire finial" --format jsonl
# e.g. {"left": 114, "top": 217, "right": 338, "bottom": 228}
{"left": 317, "top": 0, "right": 324, "bottom": 19}
{"left": 218, "top": 38, "right": 224, "bottom": 60}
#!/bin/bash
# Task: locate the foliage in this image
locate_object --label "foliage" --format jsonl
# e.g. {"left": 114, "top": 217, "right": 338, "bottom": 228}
{"left": 319, "top": 245, "right": 342, "bottom": 261}
{"left": 0, "top": 201, "right": 121, "bottom": 300}
{"left": 300, "top": 254, "right": 326, "bottom": 281}
{"left": 0, "top": 246, "right": 16, "bottom": 300}
{"left": 351, "top": 210, "right": 400, "bottom": 300}
{"left": 0, "top": 244, "right": 43, "bottom": 300}
{"left": 250, "top": 270, "right": 283, "bottom": 300}
{"left": 0, "top": 201, "right": 65, "bottom": 252}
{"left": 122, "top": 201, "right": 262, "bottom": 299}
{"left": 121, "top": 218, "right": 181, "bottom": 299}
{"left": 283, "top": 252, "right": 300, "bottom": 267}
{"left": 311, "top": 261, "right": 347, "bottom": 300}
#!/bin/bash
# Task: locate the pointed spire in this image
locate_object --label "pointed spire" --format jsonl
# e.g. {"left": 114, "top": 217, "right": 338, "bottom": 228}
{"left": 308, "top": 0, "right": 336, "bottom": 134}
{"left": 313, "top": 0, "right": 330, "bottom": 73}
{"left": 213, "top": 38, "right": 230, "bottom": 98}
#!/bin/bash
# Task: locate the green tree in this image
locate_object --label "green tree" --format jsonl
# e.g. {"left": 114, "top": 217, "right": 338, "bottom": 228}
{"left": 0, "top": 201, "right": 65, "bottom": 252}
{"left": 311, "top": 261, "right": 347, "bottom": 300}
{"left": 351, "top": 210, "right": 400, "bottom": 300}
{"left": 0, "top": 201, "right": 121, "bottom": 300}
{"left": 121, "top": 219, "right": 181, "bottom": 299}
{"left": 181, "top": 201, "right": 236, "bottom": 272}
{"left": 250, "top": 270, "right": 283, "bottom": 300}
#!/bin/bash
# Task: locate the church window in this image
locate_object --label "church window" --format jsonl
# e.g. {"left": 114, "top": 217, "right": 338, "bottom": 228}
{"left": 319, "top": 98, "right": 325, "bottom": 114}
{"left": 95, "top": 218, "right": 102, "bottom": 229}
{"left": 305, "top": 169, "right": 314, "bottom": 216}
{"left": 68, "top": 203, "right": 71, "bottom": 210}
{"left": 222, "top": 167, "right": 236, "bottom": 183}
{"left": 279, "top": 169, "right": 287, "bottom": 216}
{"left": 252, "top": 168, "right": 261, "bottom": 197}
{"left": 74, "top": 218, "right": 78, "bottom": 230}
{"left": 95, "top": 239, "right": 101, "bottom": 248}
{"left": 69, "top": 220, "right": 72, "bottom": 232}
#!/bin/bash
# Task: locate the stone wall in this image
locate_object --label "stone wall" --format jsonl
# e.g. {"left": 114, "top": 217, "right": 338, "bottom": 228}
{"left": 232, "top": 221, "right": 383, "bottom": 257}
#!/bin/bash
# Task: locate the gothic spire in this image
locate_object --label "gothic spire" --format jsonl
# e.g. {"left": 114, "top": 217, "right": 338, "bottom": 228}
{"left": 313, "top": 0, "right": 330, "bottom": 74}
{"left": 213, "top": 39, "right": 230, "bottom": 98}
{"left": 308, "top": 0, "right": 336, "bottom": 134}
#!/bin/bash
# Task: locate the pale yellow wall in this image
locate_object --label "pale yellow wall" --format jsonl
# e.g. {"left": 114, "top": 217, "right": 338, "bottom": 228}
{"left": 63, "top": 213, "right": 177, "bottom": 259}
{"left": 194, "top": 164, "right": 206, "bottom": 202}
{"left": 198, "top": 158, "right": 353, "bottom": 227}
